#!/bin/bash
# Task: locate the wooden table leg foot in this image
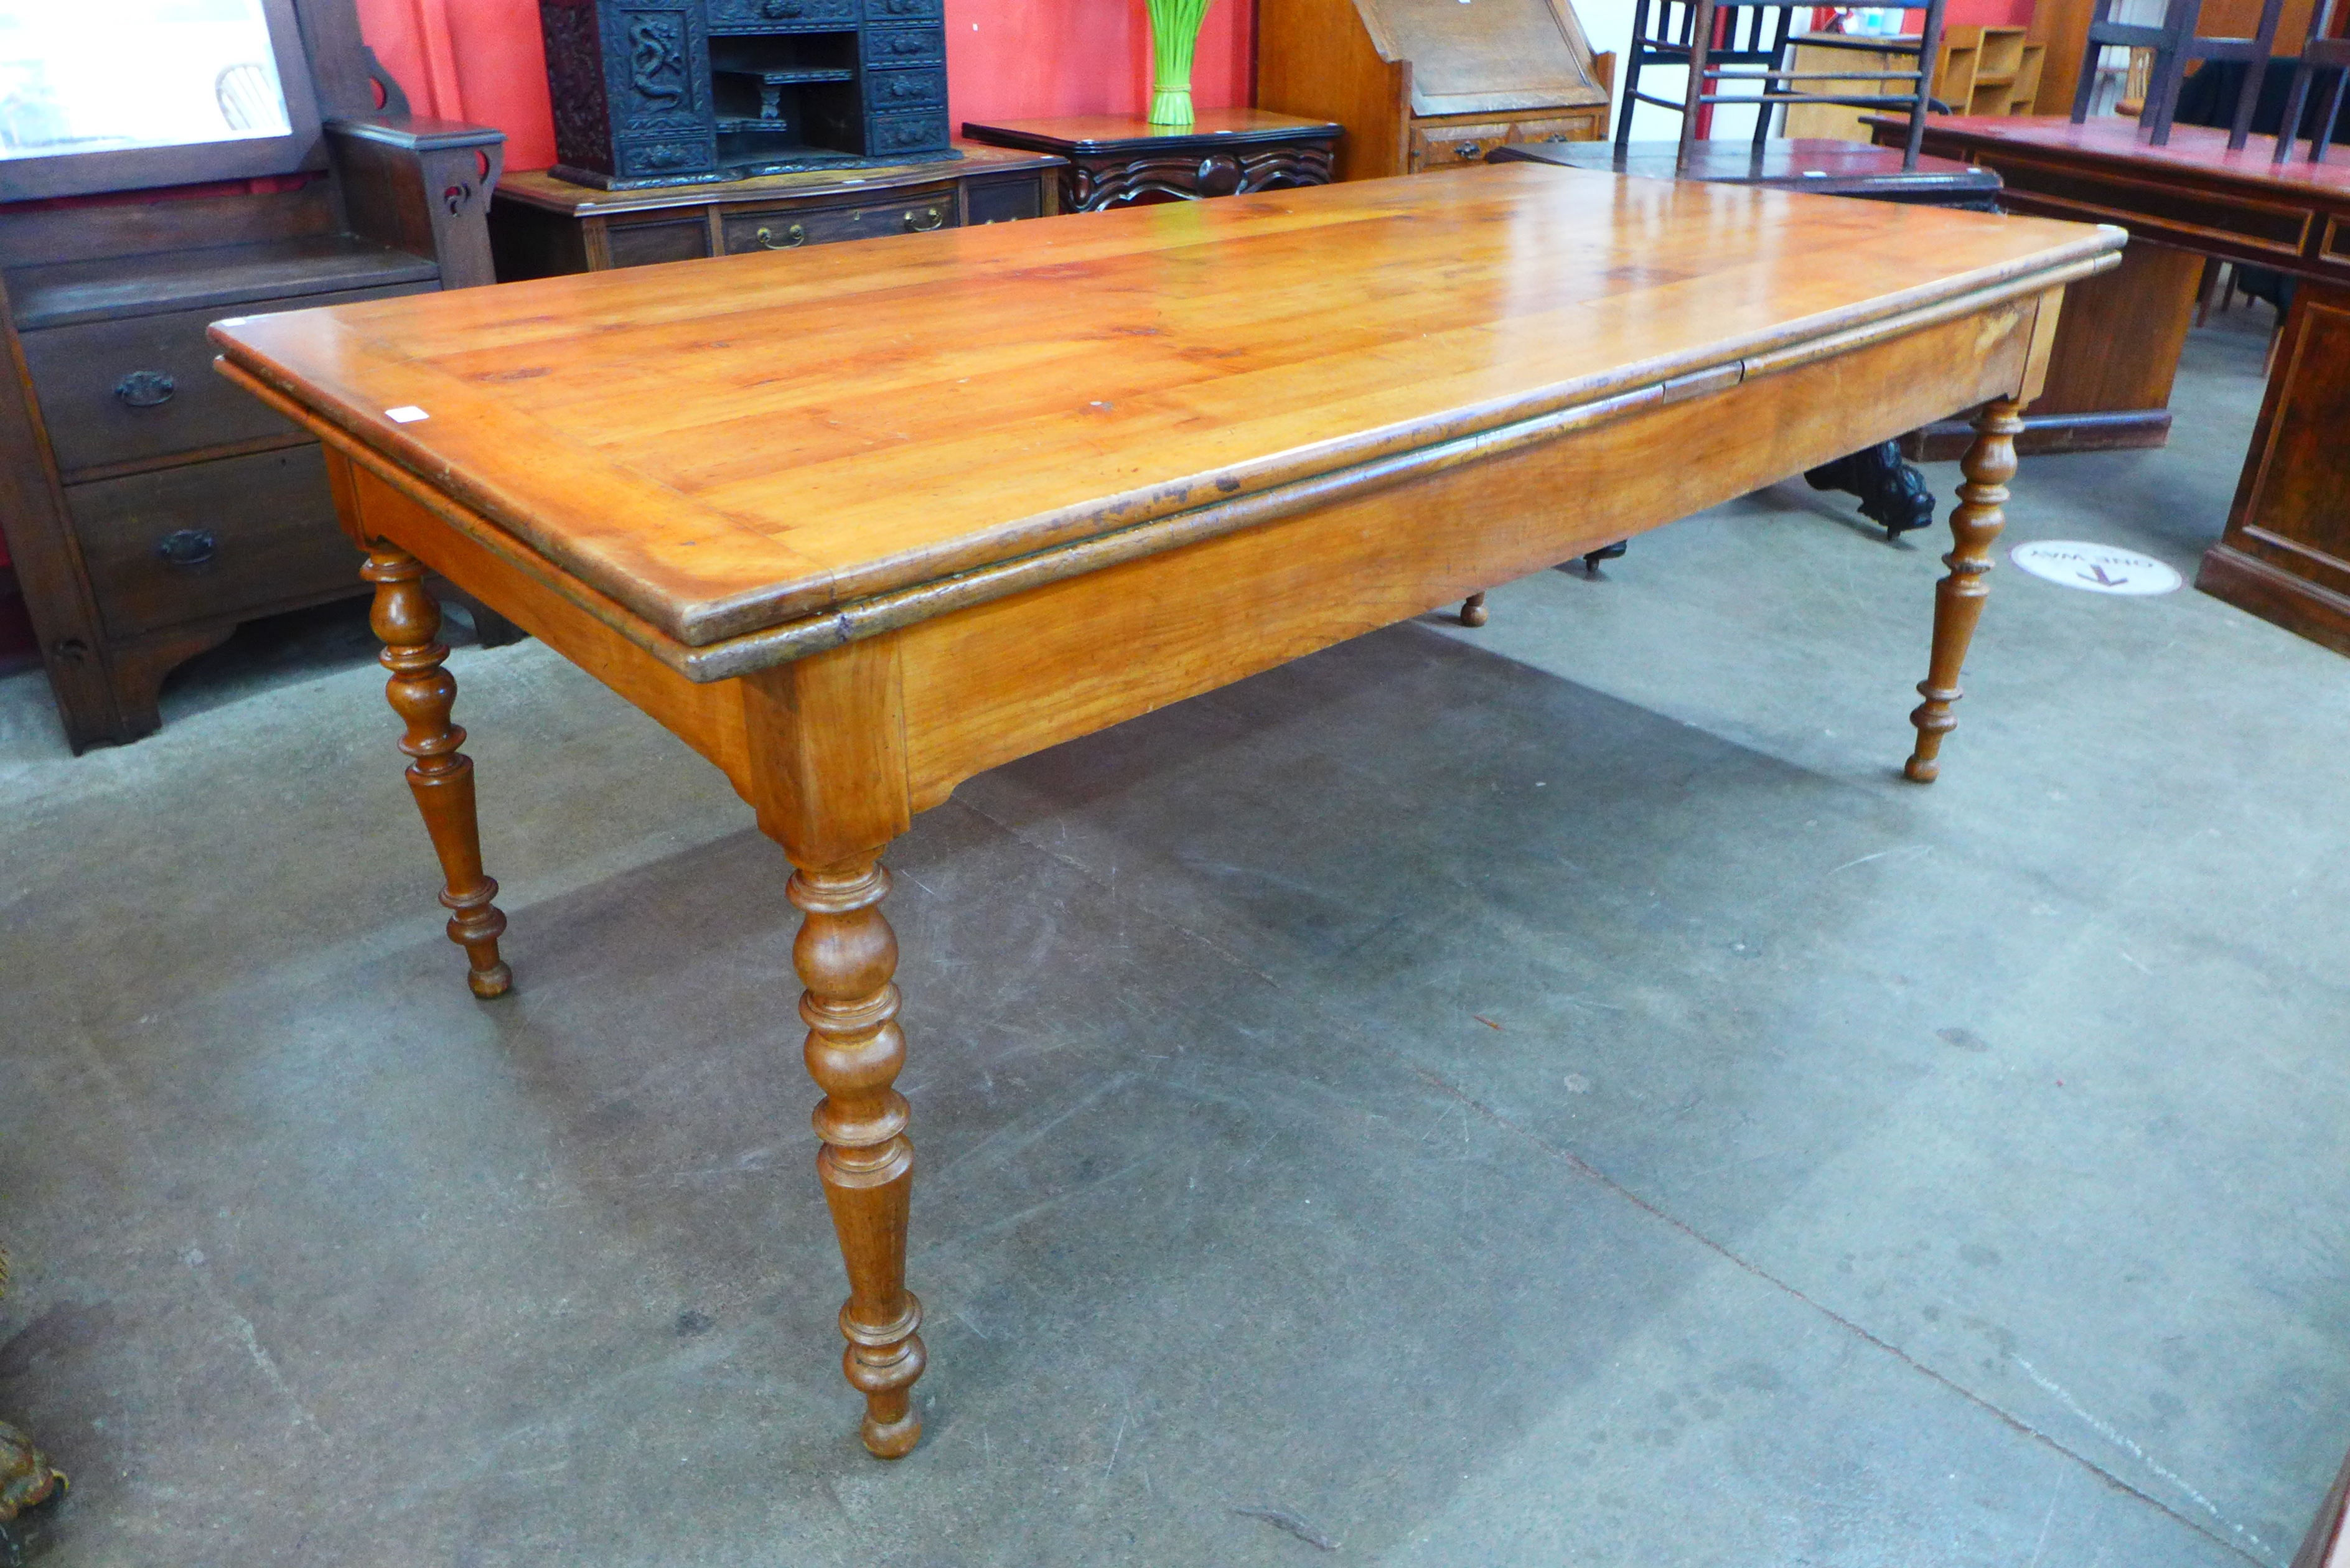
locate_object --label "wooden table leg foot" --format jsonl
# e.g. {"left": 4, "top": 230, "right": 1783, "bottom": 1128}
{"left": 364, "top": 543, "right": 513, "bottom": 996}
{"left": 792, "top": 861, "right": 927, "bottom": 1459}
{"left": 1458, "top": 591, "right": 1488, "bottom": 627}
{"left": 1904, "top": 398, "right": 2023, "bottom": 783}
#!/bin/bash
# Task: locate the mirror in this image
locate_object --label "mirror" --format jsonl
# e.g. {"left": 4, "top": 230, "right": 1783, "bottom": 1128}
{"left": 1, "top": 0, "right": 293, "bottom": 160}
{"left": 0, "top": 0, "right": 322, "bottom": 200}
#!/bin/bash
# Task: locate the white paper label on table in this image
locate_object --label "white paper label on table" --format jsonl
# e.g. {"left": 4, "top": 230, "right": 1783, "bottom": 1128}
{"left": 2008, "top": 541, "right": 2182, "bottom": 595}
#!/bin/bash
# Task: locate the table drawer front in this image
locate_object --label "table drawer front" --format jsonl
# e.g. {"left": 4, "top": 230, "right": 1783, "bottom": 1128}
{"left": 719, "top": 190, "right": 959, "bottom": 253}
{"left": 22, "top": 284, "right": 434, "bottom": 477}
{"left": 862, "top": 26, "right": 945, "bottom": 65}
{"left": 866, "top": 0, "right": 942, "bottom": 20}
{"left": 706, "top": 0, "right": 858, "bottom": 27}
{"left": 864, "top": 64, "right": 946, "bottom": 111}
{"left": 68, "top": 444, "right": 355, "bottom": 640}
{"left": 966, "top": 172, "right": 1045, "bottom": 225}
{"left": 1409, "top": 122, "right": 1513, "bottom": 172}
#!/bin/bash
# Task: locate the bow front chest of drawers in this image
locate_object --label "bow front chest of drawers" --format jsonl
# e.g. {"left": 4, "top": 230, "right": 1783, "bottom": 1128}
{"left": 488, "top": 143, "right": 1064, "bottom": 278}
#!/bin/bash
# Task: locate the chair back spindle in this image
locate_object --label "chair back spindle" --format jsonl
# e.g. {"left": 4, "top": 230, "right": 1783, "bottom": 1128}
{"left": 1616, "top": 0, "right": 1949, "bottom": 172}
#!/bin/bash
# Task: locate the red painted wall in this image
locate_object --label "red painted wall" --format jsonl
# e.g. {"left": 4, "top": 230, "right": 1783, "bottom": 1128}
{"left": 355, "top": 0, "right": 1253, "bottom": 173}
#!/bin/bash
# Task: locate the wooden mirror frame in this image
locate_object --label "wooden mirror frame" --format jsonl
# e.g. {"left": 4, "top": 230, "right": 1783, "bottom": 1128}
{"left": 2, "top": 0, "right": 326, "bottom": 201}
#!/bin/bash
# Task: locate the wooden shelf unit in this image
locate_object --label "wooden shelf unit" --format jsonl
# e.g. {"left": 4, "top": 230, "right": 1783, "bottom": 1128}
{"left": 1935, "top": 25, "right": 2047, "bottom": 116}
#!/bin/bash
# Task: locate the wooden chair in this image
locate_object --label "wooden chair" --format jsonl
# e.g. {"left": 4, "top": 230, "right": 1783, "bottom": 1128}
{"left": 2275, "top": 0, "right": 2350, "bottom": 161}
{"left": 1616, "top": 0, "right": 1949, "bottom": 169}
{"left": 2067, "top": 0, "right": 2287, "bottom": 147}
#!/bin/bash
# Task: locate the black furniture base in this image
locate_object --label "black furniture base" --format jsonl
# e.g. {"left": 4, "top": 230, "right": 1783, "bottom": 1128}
{"left": 1806, "top": 441, "right": 1938, "bottom": 538}
{"left": 1491, "top": 138, "right": 2013, "bottom": 548}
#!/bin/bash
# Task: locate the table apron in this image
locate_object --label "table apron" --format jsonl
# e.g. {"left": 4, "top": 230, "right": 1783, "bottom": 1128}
{"left": 316, "top": 289, "right": 2050, "bottom": 819}
{"left": 891, "top": 294, "right": 2043, "bottom": 809}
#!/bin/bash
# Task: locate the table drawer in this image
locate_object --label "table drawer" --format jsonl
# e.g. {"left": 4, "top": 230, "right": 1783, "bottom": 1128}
{"left": 21, "top": 282, "right": 434, "bottom": 477}
{"left": 1410, "top": 122, "right": 1514, "bottom": 172}
{"left": 68, "top": 444, "right": 356, "bottom": 640}
{"left": 720, "top": 190, "right": 958, "bottom": 253}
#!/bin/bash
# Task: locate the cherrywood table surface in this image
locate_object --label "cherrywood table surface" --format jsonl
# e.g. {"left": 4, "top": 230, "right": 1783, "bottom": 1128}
{"left": 212, "top": 166, "right": 2119, "bottom": 657}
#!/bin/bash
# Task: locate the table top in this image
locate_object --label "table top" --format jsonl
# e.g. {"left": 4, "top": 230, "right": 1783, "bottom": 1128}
{"left": 494, "top": 143, "right": 1064, "bottom": 218}
{"left": 1881, "top": 114, "right": 2350, "bottom": 198}
{"left": 960, "top": 110, "right": 1342, "bottom": 156}
{"left": 210, "top": 166, "right": 2119, "bottom": 654}
{"left": 1493, "top": 139, "right": 2001, "bottom": 195}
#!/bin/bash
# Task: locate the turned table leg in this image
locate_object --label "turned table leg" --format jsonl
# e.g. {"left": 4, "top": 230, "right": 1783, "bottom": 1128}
{"left": 1905, "top": 398, "right": 2023, "bottom": 783}
{"left": 792, "top": 858, "right": 925, "bottom": 1458}
{"left": 363, "top": 543, "right": 512, "bottom": 997}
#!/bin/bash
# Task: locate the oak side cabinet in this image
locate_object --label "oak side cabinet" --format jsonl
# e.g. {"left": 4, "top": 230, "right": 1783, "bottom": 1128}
{"left": 1257, "top": 0, "right": 1614, "bottom": 179}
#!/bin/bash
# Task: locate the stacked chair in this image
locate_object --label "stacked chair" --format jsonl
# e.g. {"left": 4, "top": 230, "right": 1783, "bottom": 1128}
{"left": 1616, "top": 0, "right": 1949, "bottom": 169}
{"left": 2067, "top": 0, "right": 2288, "bottom": 146}
{"left": 2275, "top": 0, "right": 2350, "bottom": 161}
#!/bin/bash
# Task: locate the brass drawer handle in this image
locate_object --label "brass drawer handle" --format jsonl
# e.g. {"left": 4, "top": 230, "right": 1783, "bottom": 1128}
{"left": 1544, "top": 133, "right": 1569, "bottom": 142}
{"left": 904, "top": 206, "right": 944, "bottom": 232}
{"left": 156, "top": 528, "right": 217, "bottom": 567}
{"left": 115, "top": 370, "right": 176, "bottom": 408}
{"left": 754, "top": 222, "right": 807, "bottom": 250}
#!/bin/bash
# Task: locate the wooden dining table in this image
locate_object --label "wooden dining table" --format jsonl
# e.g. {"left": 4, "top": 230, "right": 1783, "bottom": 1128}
{"left": 208, "top": 166, "right": 2121, "bottom": 1458}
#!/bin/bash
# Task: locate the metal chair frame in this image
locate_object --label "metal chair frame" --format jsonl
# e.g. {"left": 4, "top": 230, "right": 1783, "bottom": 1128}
{"left": 2068, "top": 0, "right": 2288, "bottom": 148}
{"left": 1616, "top": 0, "right": 1950, "bottom": 171}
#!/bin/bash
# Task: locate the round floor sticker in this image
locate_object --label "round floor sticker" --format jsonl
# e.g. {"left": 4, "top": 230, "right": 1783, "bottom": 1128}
{"left": 2008, "top": 541, "right": 2183, "bottom": 595}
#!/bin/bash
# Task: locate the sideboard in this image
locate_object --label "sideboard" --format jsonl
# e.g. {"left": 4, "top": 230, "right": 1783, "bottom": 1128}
{"left": 489, "top": 142, "right": 1064, "bottom": 278}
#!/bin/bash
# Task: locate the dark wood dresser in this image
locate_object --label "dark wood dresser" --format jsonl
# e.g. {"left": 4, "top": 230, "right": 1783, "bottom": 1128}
{"left": 489, "top": 142, "right": 1063, "bottom": 277}
{"left": 0, "top": 0, "right": 507, "bottom": 752}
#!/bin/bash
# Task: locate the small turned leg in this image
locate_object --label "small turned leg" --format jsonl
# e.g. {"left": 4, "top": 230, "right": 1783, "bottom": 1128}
{"left": 1458, "top": 591, "right": 1489, "bottom": 627}
{"left": 363, "top": 543, "right": 512, "bottom": 997}
{"left": 1904, "top": 399, "right": 2022, "bottom": 783}
{"left": 792, "top": 859, "right": 925, "bottom": 1458}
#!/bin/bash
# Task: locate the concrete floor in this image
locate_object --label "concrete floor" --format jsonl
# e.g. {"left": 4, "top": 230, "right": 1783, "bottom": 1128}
{"left": 2, "top": 306, "right": 2346, "bottom": 1567}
